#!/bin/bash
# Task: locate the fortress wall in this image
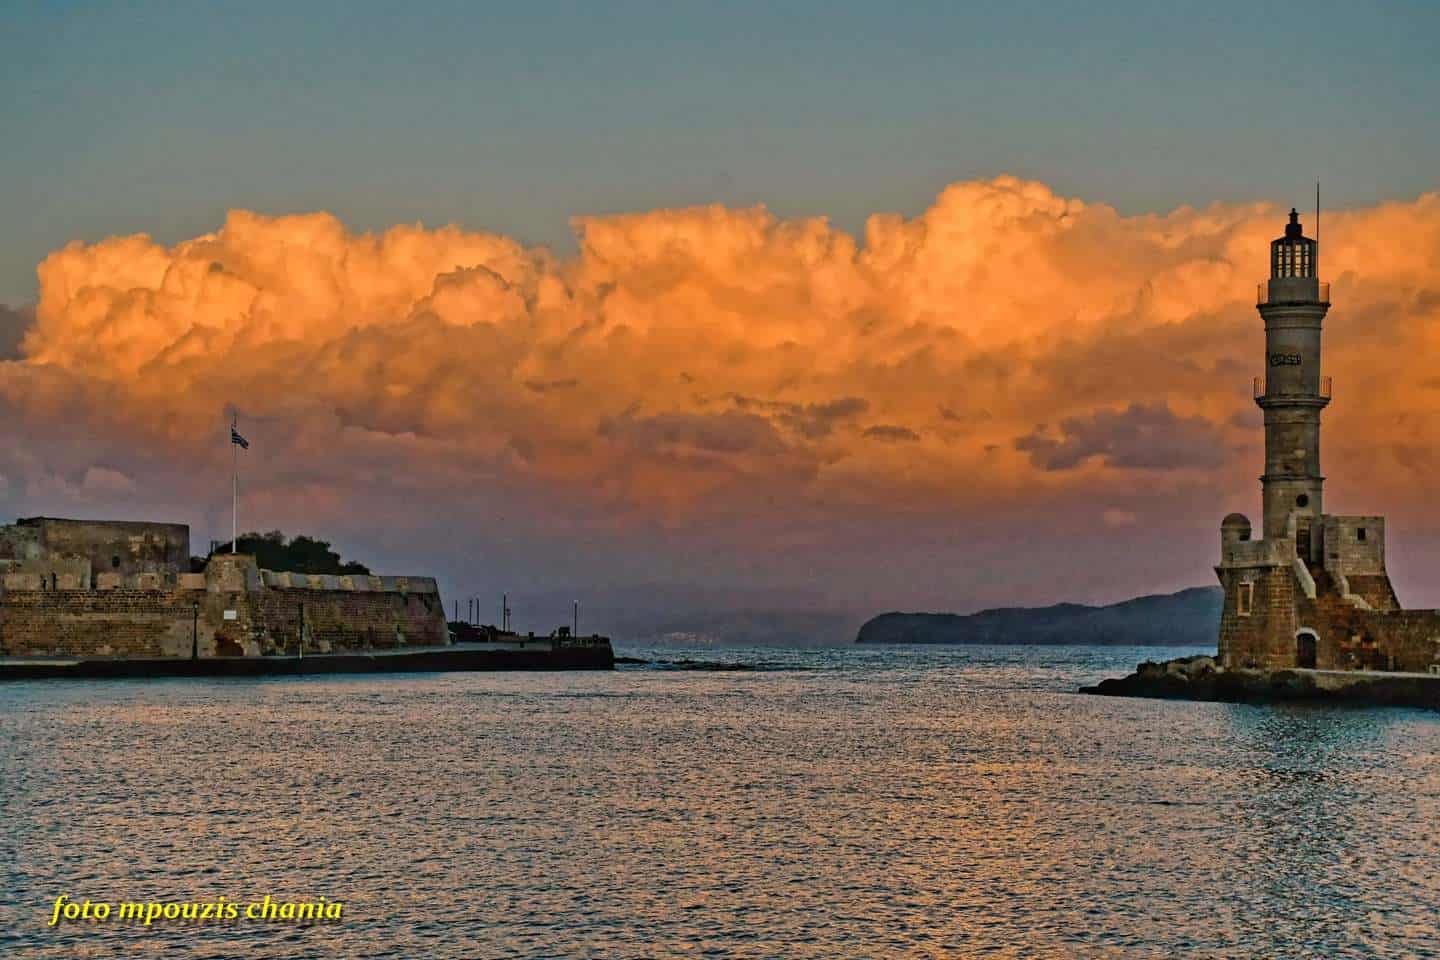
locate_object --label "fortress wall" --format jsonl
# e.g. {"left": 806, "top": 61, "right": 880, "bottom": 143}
{"left": 0, "top": 518, "right": 190, "bottom": 588}
{"left": 0, "top": 526, "right": 450, "bottom": 660}
{"left": 1295, "top": 584, "right": 1440, "bottom": 672}
{"left": 27, "top": 518, "right": 187, "bottom": 577}
{"left": 1296, "top": 583, "right": 1358, "bottom": 671}
{"left": 0, "top": 588, "right": 205, "bottom": 658}
{"left": 9, "top": 571, "right": 201, "bottom": 592}
{"left": 2, "top": 559, "right": 91, "bottom": 588}
{"left": 247, "top": 587, "right": 448, "bottom": 653}
{"left": 0, "top": 524, "right": 43, "bottom": 571}
{"left": 1217, "top": 563, "right": 1298, "bottom": 670}
{"left": 1346, "top": 610, "right": 1440, "bottom": 673}
{"left": 1, "top": 571, "right": 447, "bottom": 660}
{"left": 257, "top": 571, "right": 440, "bottom": 595}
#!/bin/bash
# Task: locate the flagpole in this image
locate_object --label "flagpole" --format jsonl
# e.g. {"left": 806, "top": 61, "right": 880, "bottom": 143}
{"left": 231, "top": 414, "right": 238, "bottom": 554}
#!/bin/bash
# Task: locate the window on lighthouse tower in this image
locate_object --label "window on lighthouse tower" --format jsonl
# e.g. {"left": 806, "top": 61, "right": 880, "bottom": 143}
{"left": 1236, "top": 582, "right": 1254, "bottom": 617}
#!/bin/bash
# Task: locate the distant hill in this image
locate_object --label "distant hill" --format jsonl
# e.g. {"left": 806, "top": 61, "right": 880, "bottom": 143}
{"left": 609, "top": 609, "right": 862, "bottom": 648}
{"left": 855, "top": 586, "right": 1222, "bottom": 646}
{"left": 506, "top": 583, "right": 866, "bottom": 647}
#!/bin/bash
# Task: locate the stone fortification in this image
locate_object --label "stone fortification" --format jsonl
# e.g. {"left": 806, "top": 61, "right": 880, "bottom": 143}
{"left": 0, "top": 517, "right": 189, "bottom": 587}
{"left": 0, "top": 524, "right": 447, "bottom": 659}
{"left": 1213, "top": 211, "right": 1440, "bottom": 675}
{"left": 1217, "top": 515, "right": 1440, "bottom": 673}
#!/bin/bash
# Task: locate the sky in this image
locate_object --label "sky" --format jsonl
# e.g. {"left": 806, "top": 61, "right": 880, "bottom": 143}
{"left": 2, "top": 2, "right": 1439, "bottom": 625}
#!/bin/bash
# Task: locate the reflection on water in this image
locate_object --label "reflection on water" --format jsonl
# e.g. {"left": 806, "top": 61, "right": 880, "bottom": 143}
{"left": 3, "top": 644, "right": 1439, "bottom": 958}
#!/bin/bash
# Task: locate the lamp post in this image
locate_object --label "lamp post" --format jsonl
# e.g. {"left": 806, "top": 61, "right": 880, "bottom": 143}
{"left": 191, "top": 601, "right": 199, "bottom": 660}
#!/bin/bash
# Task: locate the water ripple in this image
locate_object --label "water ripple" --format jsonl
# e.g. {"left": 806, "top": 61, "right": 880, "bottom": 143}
{"left": 3, "top": 644, "right": 1439, "bottom": 958}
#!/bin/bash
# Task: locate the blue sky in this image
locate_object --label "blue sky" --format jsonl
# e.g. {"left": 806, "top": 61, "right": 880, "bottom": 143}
{"left": 2, "top": 0, "right": 1438, "bottom": 305}
{"left": 4, "top": 2, "right": 1440, "bottom": 614}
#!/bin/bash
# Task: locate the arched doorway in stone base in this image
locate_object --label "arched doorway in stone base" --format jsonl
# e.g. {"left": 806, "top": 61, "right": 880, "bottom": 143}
{"left": 1295, "top": 629, "right": 1319, "bottom": 669}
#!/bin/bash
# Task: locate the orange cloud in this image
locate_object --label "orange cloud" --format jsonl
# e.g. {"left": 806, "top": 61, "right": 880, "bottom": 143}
{"left": 4, "top": 178, "right": 1439, "bottom": 610}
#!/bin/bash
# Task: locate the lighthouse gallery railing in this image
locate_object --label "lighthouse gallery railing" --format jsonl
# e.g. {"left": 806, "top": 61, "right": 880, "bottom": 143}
{"left": 1257, "top": 280, "right": 1330, "bottom": 305}
{"left": 1254, "top": 375, "right": 1332, "bottom": 400}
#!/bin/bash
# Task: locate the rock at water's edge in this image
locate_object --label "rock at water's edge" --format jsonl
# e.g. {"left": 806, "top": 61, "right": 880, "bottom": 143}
{"left": 1081, "top": 656, "right": 1440, "bottom": 710}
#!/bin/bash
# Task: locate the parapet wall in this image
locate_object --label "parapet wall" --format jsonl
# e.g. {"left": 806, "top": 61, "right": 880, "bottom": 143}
{"left": 259, "top": 571, "right": 440, "bottom": 594}
{"left": 1219, "top": 536, "right": 1294, "bottom": 569}
{"left": 2, "top": 571, "right": 205, "bottom": 592}
{"left": 1, "top": 554, "right": 447, "bottom": 659}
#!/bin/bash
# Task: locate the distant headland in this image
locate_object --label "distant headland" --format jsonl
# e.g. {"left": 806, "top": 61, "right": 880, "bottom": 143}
{"left": 856, "top": 586, "right": 1221, "bottom": 646}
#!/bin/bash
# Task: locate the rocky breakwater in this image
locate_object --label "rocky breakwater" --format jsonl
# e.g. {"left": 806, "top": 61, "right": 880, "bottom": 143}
{"left": 1081, "top": 655, "right": 1440, "bottom": 710}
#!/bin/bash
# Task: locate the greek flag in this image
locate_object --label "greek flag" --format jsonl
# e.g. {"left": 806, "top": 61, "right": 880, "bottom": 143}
{"left": 230, "top": 427, "right": 249, "bottom": 450}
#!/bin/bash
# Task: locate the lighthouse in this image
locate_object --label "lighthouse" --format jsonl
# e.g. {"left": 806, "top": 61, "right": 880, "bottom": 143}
{"left": 1255, "top": 209, "right": 1331, "bottom": 542}
{"left": 1215, "top": 206, "right": 1414, "bottom": 673}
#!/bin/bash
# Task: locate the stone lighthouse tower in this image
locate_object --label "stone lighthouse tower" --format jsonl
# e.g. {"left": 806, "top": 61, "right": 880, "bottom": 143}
{"left": 1255, "top": 209, "right": 1330, "bottom": 542}
{"left": 1212, "top": 207, "right": 1434, "bottom": 674}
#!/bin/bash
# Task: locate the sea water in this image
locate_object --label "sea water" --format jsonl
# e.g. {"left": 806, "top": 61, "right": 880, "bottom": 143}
{"left": 3, "top": 643, "right": 1438, "bottom": 958}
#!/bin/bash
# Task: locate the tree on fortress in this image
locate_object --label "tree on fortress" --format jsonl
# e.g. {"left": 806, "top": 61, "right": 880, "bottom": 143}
{"left": 199, "top": 531, "right": 372, "bottom": 575}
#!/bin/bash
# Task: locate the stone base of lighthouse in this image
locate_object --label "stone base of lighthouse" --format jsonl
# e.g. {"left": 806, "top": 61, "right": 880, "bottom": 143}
{"left": 1216, "top": 514, "right": 1440, "bottom": 673}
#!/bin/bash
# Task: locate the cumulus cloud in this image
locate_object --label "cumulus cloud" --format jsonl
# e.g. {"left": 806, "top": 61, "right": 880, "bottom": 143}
{"left": 81, "top": 466, "right": 136, "bottom": 496}
{"left": 1014, "top": 402, "right": 1228, "bottom": 471}
{"left": 728, "top": 394, "right": 870, "bottom": 439}
{"left": 863, "top": 425, "right": 921, "bottom": 443}
{"left": 4, "top": 178, "right": 1440, "bottom": 610}
{"left": 601, "top": 410, "right": 787, "bottom": 455}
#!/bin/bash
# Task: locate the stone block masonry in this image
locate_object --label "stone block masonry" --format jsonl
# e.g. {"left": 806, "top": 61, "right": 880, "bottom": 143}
{"left": 0, "top": 589, "right": 204, "bottom": 658}
{"left": 1217, "top": 562, "right": 1298, "bottom": 671}
{"left": 0, "top": 517, "right": 189, "bottom": 586}
{"left": 1354, "top": 611, "right": 1440, "bottom": 672}
{"left": 1, "top": 552, "right": 448, "bottom": 660}
{"left": 1215, "top": 538, "right": 1440, "bottom": 675}
{"left": 248, "top": 587, "right": 447, "bottom": 654}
